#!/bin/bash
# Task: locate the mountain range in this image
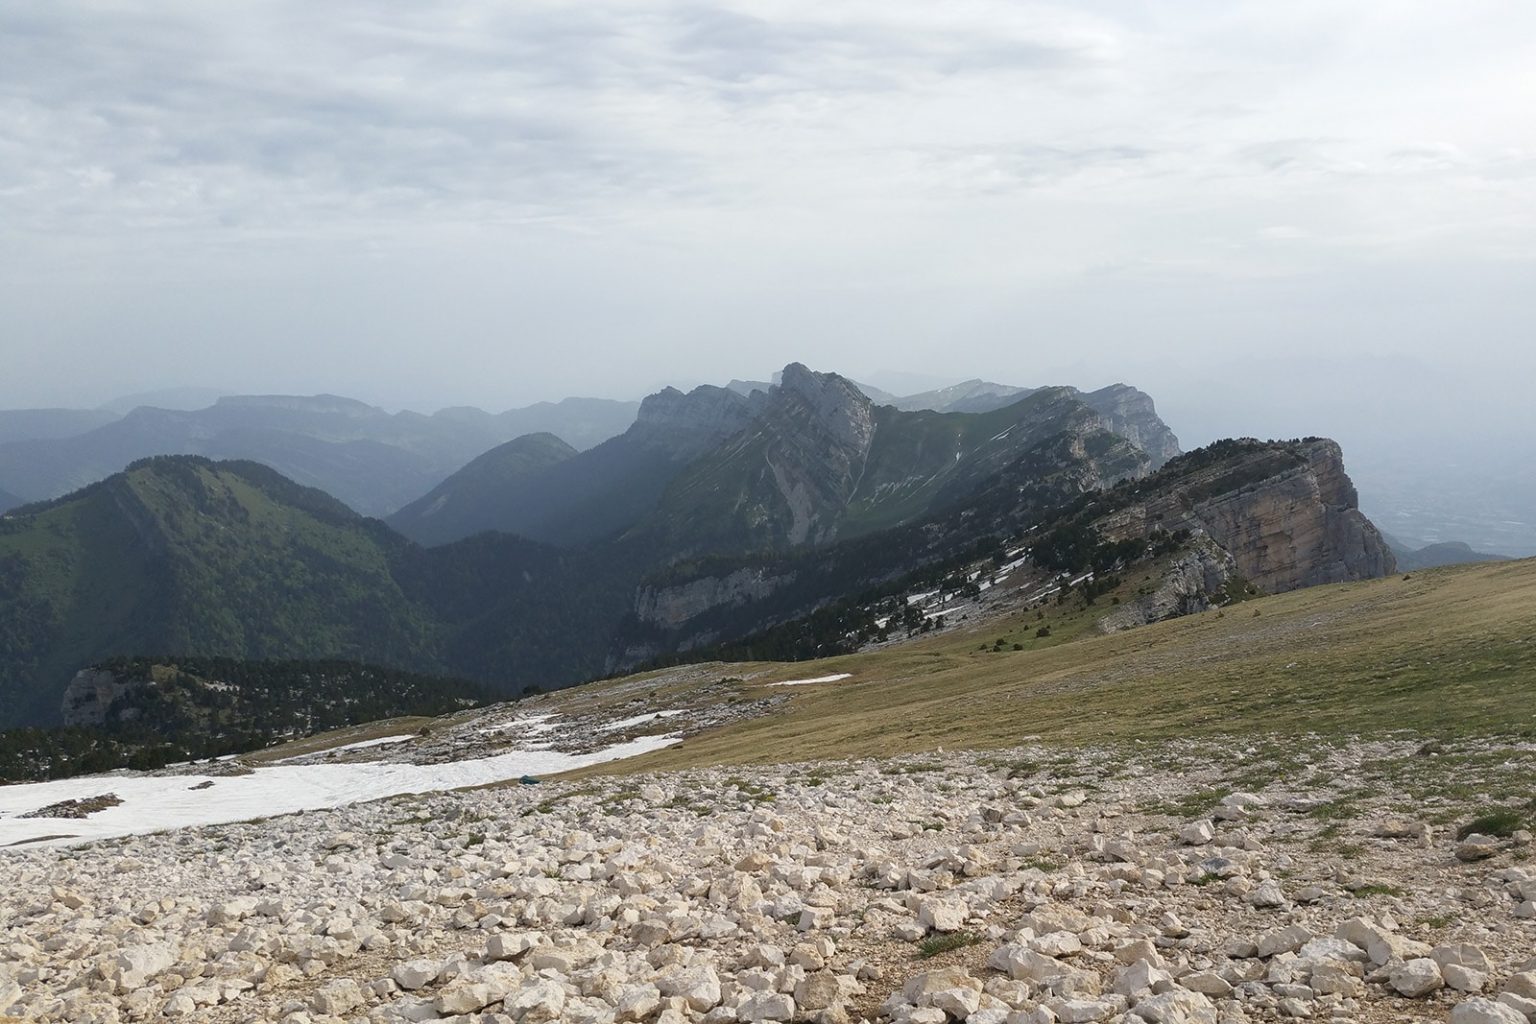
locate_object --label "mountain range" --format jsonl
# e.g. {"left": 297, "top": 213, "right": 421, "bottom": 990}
{"left": 0, "top": 395, "right": 641, "bottom": 518}
{"left": 1384, "top": 534, "right": 1514, "bottom": 571}
{"left": 388, "top": 366, "right": 1180, "bottom": 551}
{"left": 0, "top": 362, "right": 1400, "bottom": 730}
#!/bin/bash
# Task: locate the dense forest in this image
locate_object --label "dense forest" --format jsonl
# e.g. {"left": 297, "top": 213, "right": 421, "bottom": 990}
{"left": 0, "top": 656, "right": 487, "bottom": 782}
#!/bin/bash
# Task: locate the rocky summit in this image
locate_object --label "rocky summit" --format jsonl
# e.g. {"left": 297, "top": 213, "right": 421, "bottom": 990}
{"left": 2, "top": 727, "right": 1533, "bottom": 1024}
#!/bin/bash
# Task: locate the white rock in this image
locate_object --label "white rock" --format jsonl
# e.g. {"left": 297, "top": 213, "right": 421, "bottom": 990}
{"left": 506, "top": 980, "right": 566, "bottom": 1023}
{"left": 738, "top": 990, "right": 795, "bottom": 1022}
{"left": 1445, "top": 964, "right": 1489, "bottom": 993}
{"left": 1449, "top": 998, "right": 1529, "bottom": 1024}
{"left": 931, "top": 986, "right": 982, "bottom": 1017}
{"left": 310, "top": 978, "right": 365, "bottom": 1016}
{"left": 660, "top": 965, "right": 723, "bottom": 1012}
{"left": 1179, "top": 821, "right": 1215, "bottom": 846}
{"left": 917, "top": 897, "right": 967, "bottom": 933}
{"left": 392, "top": 960, "right": 440, "bottom": 991}
{"left": 1389, "top": 958, "right": 1444, "bottom": 998}
{"left": 1130, "top": 988, "right": 1218, "bottom": 1024}
{"left": 110, "top": 942, "right": 177, "bottom": 991}
{"left": 1247, "top": 880, "right": 1286, "bottom": 908}
{"left": 1256, "top": 925, "right": 1312, "bottom": 958}
{"left": 1112, "top": 960, "right": 1172, "bottom": 997}
{"left": 614, "top": 983, "right": 662, "bottom": 1022}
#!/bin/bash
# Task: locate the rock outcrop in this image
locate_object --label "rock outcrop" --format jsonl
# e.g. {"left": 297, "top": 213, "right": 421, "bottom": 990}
{"left": 1080, "top": 384, "right": 1182, "bottom": 470}
{"left": 59, "top": 668, "right": 140, "bottom": 727}
{"left": 1096, "top": 439, "right": 1396, "bottom": 593}
{"left": 762, "top": 364, "right": 879, "bottom": 546}
{"left": 1097, "top": 533, "right": 1238, "bottom": 633}
{"left": 629, "top": 384, "right": 761, "bottom": 459}
{"left": 634, "top": 568, "right": 793, "bottom": 631}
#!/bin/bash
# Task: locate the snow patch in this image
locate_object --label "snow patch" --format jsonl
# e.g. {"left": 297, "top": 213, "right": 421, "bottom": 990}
{"left": 602, "top": 710, "right": 686, "bottom": 732}
{"left": 0, "top": 733, "right": 679, "bottom": 848}
{"left": 769, "top": 674, "right": 852, "bottom": 687}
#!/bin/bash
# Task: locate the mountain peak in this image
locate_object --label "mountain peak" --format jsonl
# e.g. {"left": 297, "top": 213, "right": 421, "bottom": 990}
{"left": 775, "top": 363, "right": 873, "bottom": 452}
{"left": 634, "top": 384, "right": 753, "bottom": 439}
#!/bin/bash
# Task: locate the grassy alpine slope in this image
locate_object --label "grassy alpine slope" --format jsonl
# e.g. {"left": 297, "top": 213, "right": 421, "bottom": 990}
{"left": 565, "top": 556, "right": 1536, "bottom": 775}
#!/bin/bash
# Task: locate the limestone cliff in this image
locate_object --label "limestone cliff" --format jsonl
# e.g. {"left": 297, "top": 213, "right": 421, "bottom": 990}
{"left": 1094, "top": 439, "right": 1396, "bottom": 593}
{"left": 764, "top": 364, "right": 878, "bottom": 546}
{"left": 629, "top": 384, "right": 760, "bottom": 459}
{"left": 60, "top": 668, "right": 141, "bottom": 727}
{"left": 634, "top": 568, "right": 794, "bottom": 631}
{"left": 1097, "top": 533, "right": 1238, "bottom": 633}
{"left": 1080, "top": 384, "right": 1182, "bottom": 470}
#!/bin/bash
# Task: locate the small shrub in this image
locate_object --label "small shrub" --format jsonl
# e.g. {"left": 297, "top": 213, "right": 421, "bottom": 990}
{"left": 1457, "top": 809, "right": 1524, "bottom": 840}
{"left": 918, "top": 931, "right": 980, "bottom": 958}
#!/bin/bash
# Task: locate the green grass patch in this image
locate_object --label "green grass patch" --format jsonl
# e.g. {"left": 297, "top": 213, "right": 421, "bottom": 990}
{"left": 918, "top": 931, "right": 981, "bottom": 958}
{"left": 1457, "top": 808, "right": 1526, "bottom": 840}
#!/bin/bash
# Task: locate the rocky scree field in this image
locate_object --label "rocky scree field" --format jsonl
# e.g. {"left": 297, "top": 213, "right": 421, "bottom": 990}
{"left": 0, "top": 736, "right": 1534, "bottom": 1024}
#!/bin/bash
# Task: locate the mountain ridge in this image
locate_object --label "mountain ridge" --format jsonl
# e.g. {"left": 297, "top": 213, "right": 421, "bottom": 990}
{"left": 0, "top": 366, "right": 1396, "bottom": 731}
{"left": 0, "top": 394, "right": 640, "bottom": 516}
{"left": 393, "top": 365, "right": 1179, "bottom": 555}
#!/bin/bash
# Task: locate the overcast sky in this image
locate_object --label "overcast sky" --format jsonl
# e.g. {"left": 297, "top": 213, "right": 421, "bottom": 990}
{"left": 2, "top": 2, "right": 1533, "bottom": 460}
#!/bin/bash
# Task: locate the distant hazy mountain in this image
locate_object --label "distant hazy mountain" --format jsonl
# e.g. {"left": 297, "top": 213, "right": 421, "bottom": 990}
{"left": 385, "top": 433, "right": 578, "bottom": 547}
{"left": 631, "top": 366, "right": 1151, "bottom": 559}
{"left": 0, "top": 408, "right": 120, "bottom": 448}
{"left": 1382, "top": 532, "right": 1512, "bottom": 571}
{"left": 0, "top": 487, "right": 21, "bottom": 514}
{"left": 848, "top": 379, "right": 901, "bottom": 405}
{"left": 0, "top": 394, "right": 639, "bottom": 517}
{"left": 391, "top": 385, "right": 761, "bottom": 547}
{"left": 881, "top": 379, "right": 1033, "bottom": 413}
{"left": 392, "top": 363, "right": 1176, "bottom": 553}
{"left": 860, "top": 379, "right": 1182, "bottom": 468}
{"left": 99, "top": 387, "right": 233, "bottom": 414}
{"left": 432, "top": 397, "right": 643, "bottom": 453}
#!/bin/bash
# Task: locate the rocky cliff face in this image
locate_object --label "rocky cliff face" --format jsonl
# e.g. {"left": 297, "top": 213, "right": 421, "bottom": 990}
{"left": 60, "top": 668, "right": 140, "bottom": 727}
{"left": 1079, "top": 384, "right": 1182, "bottom": 470}
{"left": 629, "top": 385, "right": 759, "bottom": 459}
{"left": 763, "top": 365, "right": 877, "bottom": 545}
{"left": 1095, "top": 439, "right": 1396, "bottom": 593}
{"left": 633, "top": 568, "right": 793, "bottom": 631}
{"left": 1097, "top": 533, "right": 1238, "bottom": 633}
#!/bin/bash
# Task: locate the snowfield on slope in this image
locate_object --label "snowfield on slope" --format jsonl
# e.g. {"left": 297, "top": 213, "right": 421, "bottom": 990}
{"left": 0, "top": 733, "right": 678, "bottom": 848}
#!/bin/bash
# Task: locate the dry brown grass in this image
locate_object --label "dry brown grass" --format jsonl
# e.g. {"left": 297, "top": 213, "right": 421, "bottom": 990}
{"left": 561, "top": 558, "right": 1536, "bottom": 777}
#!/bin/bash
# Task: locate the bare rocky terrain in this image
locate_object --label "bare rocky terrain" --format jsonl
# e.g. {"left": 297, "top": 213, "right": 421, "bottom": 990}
{"left": 2, "top": 732, "right": 1533, "bottom": 1024}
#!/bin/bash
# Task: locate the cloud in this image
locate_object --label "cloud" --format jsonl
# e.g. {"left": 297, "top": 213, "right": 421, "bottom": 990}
{"left": 0, "top": 0, "right": 1531, "bottom": 423}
